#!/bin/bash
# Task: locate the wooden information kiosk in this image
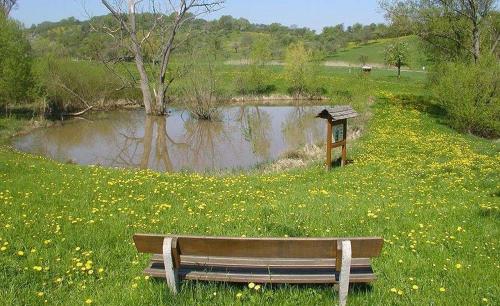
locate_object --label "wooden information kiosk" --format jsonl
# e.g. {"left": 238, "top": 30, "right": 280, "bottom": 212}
{"left": 316, "top": 105, "right": 358, "bottom": 170}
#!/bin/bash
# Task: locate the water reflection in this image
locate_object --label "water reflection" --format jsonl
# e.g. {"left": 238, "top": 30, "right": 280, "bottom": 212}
{"left": 239, "top": 107, "right": 272, "bottom": 160}
{"left": 14, "top": 105, "right": 326, "bottom": 172}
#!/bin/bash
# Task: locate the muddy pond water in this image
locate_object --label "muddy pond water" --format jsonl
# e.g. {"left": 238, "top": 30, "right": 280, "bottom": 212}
{"left": 13, "top": 105, "right": 327, "bottom": 172}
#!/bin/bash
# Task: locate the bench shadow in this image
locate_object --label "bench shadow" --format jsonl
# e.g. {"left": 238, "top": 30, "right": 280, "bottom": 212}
{"left": 150, "top": 278, "right": 374, "bottom": 296}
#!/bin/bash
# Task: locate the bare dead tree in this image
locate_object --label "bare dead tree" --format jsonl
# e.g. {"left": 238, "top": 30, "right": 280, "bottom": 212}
{"left": 100, "top": 0, "right": 224, "bottom": 116}
{"left": 0, "top": 0, "right": 16, "bottom": 17}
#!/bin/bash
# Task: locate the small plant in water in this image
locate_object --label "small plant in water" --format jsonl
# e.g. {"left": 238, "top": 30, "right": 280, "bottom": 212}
{"left": 181, "top": 50, "right": 228, "bottom": 121}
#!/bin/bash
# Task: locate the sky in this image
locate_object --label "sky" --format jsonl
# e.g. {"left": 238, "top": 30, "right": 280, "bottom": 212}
{"left": 11, "top": 0, "right": 386, "bottom": 32}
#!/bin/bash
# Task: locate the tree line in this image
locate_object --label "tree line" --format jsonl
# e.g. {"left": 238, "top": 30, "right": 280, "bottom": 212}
{"left": 26, "top": 13, "right": 398, "bottom": 62}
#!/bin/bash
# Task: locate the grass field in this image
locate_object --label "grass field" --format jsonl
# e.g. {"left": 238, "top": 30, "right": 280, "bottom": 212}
{"left": 0, "top": 80, "right": 499, "bottom": 305}
{"left": 327, "top": 36, "right": 428, "bottom": 69}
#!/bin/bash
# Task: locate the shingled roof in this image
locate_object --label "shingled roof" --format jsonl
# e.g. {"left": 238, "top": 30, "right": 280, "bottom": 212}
{"left": 316, "top": 105, "right": 358, "bottom": 121}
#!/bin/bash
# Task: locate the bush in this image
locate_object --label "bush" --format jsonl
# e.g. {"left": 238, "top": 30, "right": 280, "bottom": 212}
{"left": 180, "top": 52, "right": 228, "bottom": 121}
{"left": 0, "top": 15, "right": 34, "bottom": 110}
{"left": 36, "top": 58, "right": 140, "bottom": 114}
{"left": 235, "top": 38, "right": 276, "bottom": 95}
{"left": 284, "top": 41, "right": 326, "bottom": 99}
{"left": 431, "top": 57, "right": 499, "bottom": 138}
{"left": 235, "top": 64, "right": 276, "bottom": 95}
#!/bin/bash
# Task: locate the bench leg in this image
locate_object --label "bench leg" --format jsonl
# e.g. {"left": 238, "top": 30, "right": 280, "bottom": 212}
{"left": 339, "top": 240, "right": 352, "bottom": 306}
{"left": 162, "top": 237, "right": 178, "bottom": 294}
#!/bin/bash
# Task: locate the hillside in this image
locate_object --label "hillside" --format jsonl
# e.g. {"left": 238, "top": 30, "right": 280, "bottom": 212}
{"left": 327, "top": 36, "right": 428, "bottom": 69}
{"left": 26, "top": 14, "right": 402, "bottom": 62}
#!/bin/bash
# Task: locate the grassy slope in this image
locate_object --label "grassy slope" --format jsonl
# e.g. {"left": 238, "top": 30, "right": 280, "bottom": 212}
{"left": 0, "top": 91, "right": 498, "bottom": 305}
{"left": 328, "top": 36, "right": 428, "bottom": 69}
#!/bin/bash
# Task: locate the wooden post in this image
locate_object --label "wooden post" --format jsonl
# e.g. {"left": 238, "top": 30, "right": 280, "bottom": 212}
{"left": 341, "top": 119, "right": 347, "bottom": 166}
{"left": 326, "top": 118, "right": 333, "bottom": 170}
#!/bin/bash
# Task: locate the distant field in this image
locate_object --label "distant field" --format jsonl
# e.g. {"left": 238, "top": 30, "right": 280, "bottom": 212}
{"left": 37, "top": 59, "right": 425, "bottom": 114}
{"left": 327, "top": 36, "right": 428, "bottom": 70}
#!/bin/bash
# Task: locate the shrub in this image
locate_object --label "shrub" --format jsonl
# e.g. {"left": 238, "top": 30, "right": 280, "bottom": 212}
{"left": 0, "top": 15, "right": 34, "bottom": 110}
{"left": 431, "top": 56, "right": 499, "bottom": 138}
{"left": 284, "top": 41, "right": 326, "bottom": 99}
{"left": 36, "top": 58, "right": 140, "bottom": 114}
{"left": 180, "top": 52, "right": 228, "bottom": 121}
{"left": 235, "top": 38, "right": 276, "bottom": 95}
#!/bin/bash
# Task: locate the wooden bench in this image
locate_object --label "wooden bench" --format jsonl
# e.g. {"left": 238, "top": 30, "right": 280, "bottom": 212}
{"left": 133, "top": 234, "right": 383, "bottom": 305}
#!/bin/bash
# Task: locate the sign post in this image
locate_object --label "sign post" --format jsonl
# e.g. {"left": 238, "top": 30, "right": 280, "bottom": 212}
{"left": 316, "top": 106, "right": 358, "bottom": 170}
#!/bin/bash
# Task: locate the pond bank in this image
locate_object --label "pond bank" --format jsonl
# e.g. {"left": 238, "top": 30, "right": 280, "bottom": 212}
{"left": 7, "top": 98, "right": 371, "bottom": 174}
{"left": 11, "top": 105, "right": 330, "bottom": 173}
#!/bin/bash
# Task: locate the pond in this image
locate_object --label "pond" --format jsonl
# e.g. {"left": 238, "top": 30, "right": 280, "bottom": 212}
{"left": 13, "top": 105, "right": 327, "bottom": 172}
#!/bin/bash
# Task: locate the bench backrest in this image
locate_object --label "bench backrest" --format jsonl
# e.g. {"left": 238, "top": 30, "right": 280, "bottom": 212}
{"left": 133, "top": 234, "right": 383, "bottom": 259}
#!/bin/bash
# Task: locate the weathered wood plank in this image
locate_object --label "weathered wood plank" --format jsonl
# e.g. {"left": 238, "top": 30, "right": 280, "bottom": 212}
{"left": 133, "top": 235, "right": 383, "bottom": 259}
{"left": 316, "top": 106, "right": 358, "bottom": 121}
{"left": 150, "top": 254, "right": 372, "bottom": 269}
{"left": 331, "top": 140, "right": 347, "bottom": 148}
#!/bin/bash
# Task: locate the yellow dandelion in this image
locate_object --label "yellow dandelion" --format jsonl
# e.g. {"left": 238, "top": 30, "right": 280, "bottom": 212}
{"left": 33, "top": 266, "right": 43, "bottom": 271}
{"left": 17, "top": 251, "right": 24, "bottom": 256}
{"left": 248, "top": 282, "right": 255, "bottom": 289}
{"left": 455, "top": 263, "right": 462, "bottom": 269}
{"left": 254, "top": 284, "right": 261, "bottom": 290}
{"left": 439, "top": 287, "right": 446, "bottom": 292}
{"left": 412, "top": 285, "right": 419, "bottom": 290}
{"left": 85, "top": 299, "right": 92, "bottom": 304}
{"left": 236, "top": 292, "right": 243, "bottom": 299}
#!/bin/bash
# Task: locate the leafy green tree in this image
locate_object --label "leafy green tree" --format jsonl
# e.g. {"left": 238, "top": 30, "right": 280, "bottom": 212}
{"left": 380, "top": 0, "right": 498, "bottom": 63}
{"left": 0, "top": 15, "right": 34, "bottom": 110}
{"left": 284, "top": 41, "right": 326, "bottom": 98}
{"left": 284, "top": 41, "right": 312, "bottom": 96}
{"left": 385, "top": 40, "right": 409, "bottom": 78}
{"left": 319, "top": 25, "right": 348, "bottom": 53}
{"left": 236, "top": 37, "right": 274, "bottom": 95}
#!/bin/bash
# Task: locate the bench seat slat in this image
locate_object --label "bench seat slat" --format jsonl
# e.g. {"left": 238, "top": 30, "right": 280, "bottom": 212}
{"left": 144, "top": 267, "right": 376, "bottom": 284}
{"left": 150, "top": 254, "right": 371, "bottom": 269}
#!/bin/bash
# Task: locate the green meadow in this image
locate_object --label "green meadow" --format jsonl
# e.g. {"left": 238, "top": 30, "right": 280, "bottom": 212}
{"left": 0, "top": 65, "right": 498, "bottom": 305}
{"left": 328, "top": 36, "right": 428, "bottom": 69}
